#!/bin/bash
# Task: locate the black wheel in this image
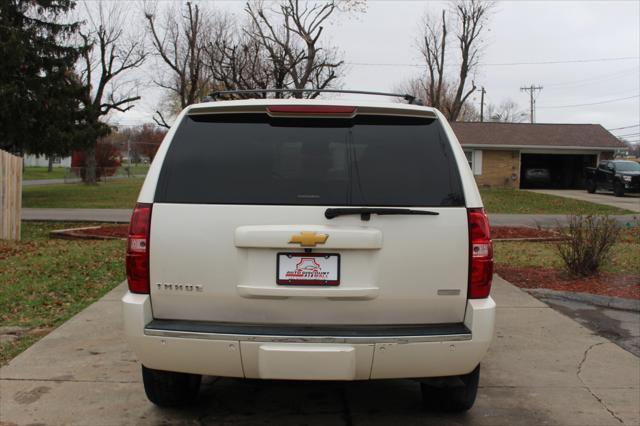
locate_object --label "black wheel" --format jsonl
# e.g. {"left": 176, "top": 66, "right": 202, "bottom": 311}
{"left": 586, "top": 180, "right": 596, "bottom": 194}
{"left": 142, "top": 365, "right": 201, "bottom": 407}
{"left": 420, "top": 365, "right": 480, "bottom": 412}
{"left": 614, "top": 182, "right": 625, "bottom": 197}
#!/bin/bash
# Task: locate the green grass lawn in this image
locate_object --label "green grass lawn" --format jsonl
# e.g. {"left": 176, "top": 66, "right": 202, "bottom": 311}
{"left": 494, "top": 228, "right": 640, "bottom": 274}
{"left": 0, "top": 222, "right": 126, "bottom": 364}
{"left": 479, "top": 188, "right": 631, "bottom": 215}
{"left": 22, "top": 178, "right": 144, "bottom": 208}
{"left": 23, "top": 167, "right": 66, "bottom": 180}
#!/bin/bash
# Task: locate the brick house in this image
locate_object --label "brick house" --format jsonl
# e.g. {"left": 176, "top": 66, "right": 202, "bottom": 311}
{"left": 450, "top": 122, "right": 626, "bottom": 189}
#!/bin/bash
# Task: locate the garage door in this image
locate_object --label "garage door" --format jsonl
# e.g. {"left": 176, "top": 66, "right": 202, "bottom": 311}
{"left": 520, "top": 154, "right": 597, "bottom": 189}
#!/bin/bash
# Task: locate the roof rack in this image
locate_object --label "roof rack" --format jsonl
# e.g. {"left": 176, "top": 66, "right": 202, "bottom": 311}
{"left": 205, "top": 89, "right": 423, "bottom": 105}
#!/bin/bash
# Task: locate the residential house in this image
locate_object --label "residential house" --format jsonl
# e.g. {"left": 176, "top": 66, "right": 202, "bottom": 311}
{"left": 450, "top": 122, "right": 626, "bottom": 189}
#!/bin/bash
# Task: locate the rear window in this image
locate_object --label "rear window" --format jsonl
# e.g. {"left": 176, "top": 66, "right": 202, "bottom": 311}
{"left": 155, "top": 113, "right": 464, "bottom": 207}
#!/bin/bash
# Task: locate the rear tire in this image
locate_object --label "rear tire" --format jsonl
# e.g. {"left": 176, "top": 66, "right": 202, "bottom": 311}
{"left": 420, "top": 365, "right": 480, "bottom": 412}
{"left": 586, "top": 180, "right": 596, "bottom": 194}
{"left": 614, "top": 182, "right": 625, "bottom": 197}
{"left": 142, "top": 365, "right": 201, "bottom": 407}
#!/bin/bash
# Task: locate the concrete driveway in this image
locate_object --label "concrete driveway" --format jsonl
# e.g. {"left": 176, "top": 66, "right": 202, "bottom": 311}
{"left": 527, "top": 189, "right": 640, "bottom": 213}
{"left": 1, "top": 277, "right": 639, "bottom": 425}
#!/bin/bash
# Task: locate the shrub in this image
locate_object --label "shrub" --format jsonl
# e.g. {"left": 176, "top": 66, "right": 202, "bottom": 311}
{"left": 553, "top": 215, "right": 621, "bottom": 277}
{"left": 71, "top": 142, "right": 121, "bottom": 179}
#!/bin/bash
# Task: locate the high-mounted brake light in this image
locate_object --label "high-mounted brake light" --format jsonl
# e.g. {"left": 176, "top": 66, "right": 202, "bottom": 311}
{"left": 267, "top": 105, "right": 356, "bottom": 115}
{"left": 126, "top": 203, "right": 152, "bottom": 294}
{"left": 467, "top": 208, "right": 493, "bottom": 299}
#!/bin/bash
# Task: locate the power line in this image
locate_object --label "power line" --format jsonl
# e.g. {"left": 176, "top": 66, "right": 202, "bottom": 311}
{"left": 484, "top": 56, "right": 639, "bottom": 66}
{"left": 615, "top": 132, "right": 640, "bottom": 138}
{"left": 608, "top": 124, "right": 640, "bottom": 131}
{"left": 545, "top": 66, "right": 640, "bottom": 89}
{"left": 538, "top": 94, "right": 639, "bottom": 109}
{"left": 346, "top": 56, "right": 640, "bottom": 68}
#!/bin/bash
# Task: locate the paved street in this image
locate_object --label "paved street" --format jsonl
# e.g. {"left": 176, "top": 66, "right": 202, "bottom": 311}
{"left": 22, "top": 175, "right": 146, "bottom": 187}
{"left": 1, "top": 276, "right": 638, "bottom": 425}
{"left": 21, "top": 207, "right": 639, "bottom": 228}
{"left": 488, "top": 213, "right": 637, "bottom": 227}
{"left": 527, "top": 189, "right": 640, "bottom": 213}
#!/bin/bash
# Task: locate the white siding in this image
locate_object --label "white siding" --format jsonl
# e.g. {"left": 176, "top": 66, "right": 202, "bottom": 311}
{"left": 24, "top": 154, "right": 71, "bottom": 168}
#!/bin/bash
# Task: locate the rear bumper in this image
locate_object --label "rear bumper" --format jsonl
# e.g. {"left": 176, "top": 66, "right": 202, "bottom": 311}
{"left": 122, "top": 292, "right": 495, "bottom": 380}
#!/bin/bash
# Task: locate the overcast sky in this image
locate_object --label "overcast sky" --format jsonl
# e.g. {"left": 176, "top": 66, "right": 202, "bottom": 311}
{"left": 109, "top": 0, "right": 640, "bottom": 142}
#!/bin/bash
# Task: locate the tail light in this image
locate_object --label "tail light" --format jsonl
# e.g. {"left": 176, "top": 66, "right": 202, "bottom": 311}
{"left": 126, "top": 203, "right": 152, "bottom": 294}
{"left": 266, "top": 105, "right": 356, "bottom": 116}
{"left": 468, "top": 208, "right": 493, "bottom": 299}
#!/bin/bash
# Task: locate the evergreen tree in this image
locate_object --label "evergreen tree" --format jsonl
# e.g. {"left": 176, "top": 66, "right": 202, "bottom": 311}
{"left": 0, "top": 0, "right": 84, "bottom": 158}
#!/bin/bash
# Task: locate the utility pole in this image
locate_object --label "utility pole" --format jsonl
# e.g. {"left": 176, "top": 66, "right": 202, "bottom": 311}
{"left": 480, "top": 87, "right": 486, "bottom": 122}
{"left": 520, "top": 84, "right": 543, "bottom": 123}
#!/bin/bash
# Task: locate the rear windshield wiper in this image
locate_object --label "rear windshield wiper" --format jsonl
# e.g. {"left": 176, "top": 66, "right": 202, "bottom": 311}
{"left": 325, "top": 208, "right": 439, "bottom": 221}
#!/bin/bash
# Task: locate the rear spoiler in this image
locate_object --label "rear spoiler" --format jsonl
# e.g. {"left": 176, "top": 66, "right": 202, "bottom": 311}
{"left": 187, "top": 104, "right": 438, "bottom": 120}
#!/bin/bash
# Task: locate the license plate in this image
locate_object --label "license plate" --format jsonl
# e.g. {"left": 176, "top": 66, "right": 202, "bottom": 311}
{"left": 277, "top": 253, "right": 340, "bottom": 285}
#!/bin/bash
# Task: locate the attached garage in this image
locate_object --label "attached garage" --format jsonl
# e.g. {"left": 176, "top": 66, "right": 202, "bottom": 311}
{"left": 519, "top": 153, "right": 598, "bottom": 189}
{"left": 450, "top": 122, "right": 624, "bottom": 189}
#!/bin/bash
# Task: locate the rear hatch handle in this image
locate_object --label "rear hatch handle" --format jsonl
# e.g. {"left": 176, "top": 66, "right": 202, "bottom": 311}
{"left": 325, "top": 208, "right": 439, "bottom": 221}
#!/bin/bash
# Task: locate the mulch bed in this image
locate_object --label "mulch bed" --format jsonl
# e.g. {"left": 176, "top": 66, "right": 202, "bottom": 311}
{"left": 496, "top": 265, "right": 640, "bottom": 300}
{"left": 490, "top": 226, "right": 562, "bottom": 241}
{"left": 50, "top": 225, "right": 128, "bottom": 240}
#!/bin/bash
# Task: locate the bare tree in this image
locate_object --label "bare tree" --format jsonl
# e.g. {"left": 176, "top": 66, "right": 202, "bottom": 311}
{"left": 244, "top": 0, "right": 345, "bottom": 98}
{"left": 144, "top": 1, "right": 212, "bottom": 127}
{"left": 204, "top": 19, "right": 273, "bottom": 98}
{"left": 487, "top": 99, "right": 527, "bottom": 123}
{"left": 147, "top": 0, "right": 350, "bottom": 113}
{"left": 420, "top": 10, "right": 446, "bottom": 110}
{"left": 77, "top": 1, "right": 147, "bottom": 184}
{"left": 417, "top": 0, "right": 493, "bottom": 121}
{"left": 395, "top": 76, "right": 479, "bottom": 121}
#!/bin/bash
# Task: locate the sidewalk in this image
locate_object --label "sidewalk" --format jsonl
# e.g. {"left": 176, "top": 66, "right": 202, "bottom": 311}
{"left": 527, "top": 189, "right": 640, "bottom": 213}
{"left": 22, "top": 178, "right": 68, "bottom": 186}
{"left": 1, "top": 276, "right": 638, "bottom": 425}
{"left": 22, "top": 208, "right": 639, "bottom": 227}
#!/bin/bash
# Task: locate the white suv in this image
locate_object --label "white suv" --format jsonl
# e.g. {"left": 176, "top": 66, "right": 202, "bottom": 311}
{"left": 123, "top": 92, "right": 495, "bottom": 412}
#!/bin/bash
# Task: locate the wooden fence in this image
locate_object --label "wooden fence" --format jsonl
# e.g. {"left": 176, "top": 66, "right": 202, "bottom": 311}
{"left": 0, "top": 149, "right": 22, "bottom": 241}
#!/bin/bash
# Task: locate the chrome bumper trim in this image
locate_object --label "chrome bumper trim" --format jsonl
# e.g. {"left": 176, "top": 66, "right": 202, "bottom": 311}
{"left": 144, "top": 329, "right": 472, "bottom": 344}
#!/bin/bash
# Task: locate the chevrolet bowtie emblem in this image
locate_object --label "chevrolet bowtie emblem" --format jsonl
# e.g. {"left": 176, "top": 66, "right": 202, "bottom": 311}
{"left": 289, "top": 231, "right": 329, "bottom": 247}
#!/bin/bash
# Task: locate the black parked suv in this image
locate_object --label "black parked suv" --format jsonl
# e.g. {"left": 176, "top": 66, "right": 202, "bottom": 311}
{"left": 585, "top": 160, "right": 640, "bottom": 197}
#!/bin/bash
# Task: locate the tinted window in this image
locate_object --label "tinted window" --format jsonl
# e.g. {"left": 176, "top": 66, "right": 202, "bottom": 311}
{"left": 614, "top": 161, "right": 640, "bottom": 172}
{"left": 155, "top": 114, "right": 464, "bottom": 207}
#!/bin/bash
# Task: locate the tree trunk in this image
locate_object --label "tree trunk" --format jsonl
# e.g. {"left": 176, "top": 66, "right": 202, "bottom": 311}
{"left": 84, "top": 145, "right": 97, "bottom": 184}
{"left": 47, "top": 156, "right": 54, "bottom": 173}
